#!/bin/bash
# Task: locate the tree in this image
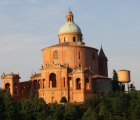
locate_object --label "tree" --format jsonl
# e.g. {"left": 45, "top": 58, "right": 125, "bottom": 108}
{"left": 47, "top": 102, "right": 64, "bottom": 120}
{"left": 84, "top": 94, "right": 103, "bottom": 111}
{"left": 112, "top": 70, "right": 120, "bottom": 92}
{"left": 98, "top": 102, "right": 109, "bottom": 120}
{"left": 32, "top": 98, "right": 48, "bottom": 120}
{"left": 20, "top": 99, "right": 35, "bottom": 120}
{"left": 82, "top": 107, "right": 98, "bottom": 120}
{"left": 0, "top": 89, "right": 19, "bottom": 120}
{"left": 64, "top": 103, "right": 81, "bottom": 120}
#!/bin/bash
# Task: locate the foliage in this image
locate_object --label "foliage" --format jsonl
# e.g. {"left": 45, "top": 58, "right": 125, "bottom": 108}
{"left": 82, "top": 107, "right": 97, "bottom": 120}
{"left": 112, "top": 70, "right": 120, "bottom": 92}
{"left": 0, "top": 89, "right": 19, "bottom": 120}
{"left": 63, "top": 103, "right": 82, "bottom": 120}
{"left": 0, "top": 89, "right": 140, "bottom": 120}
{"left": 47, "top": 102, "right": 64, "bottom": 120}
{"left": 20, "top": 98, "right": 48, "bottom": 120}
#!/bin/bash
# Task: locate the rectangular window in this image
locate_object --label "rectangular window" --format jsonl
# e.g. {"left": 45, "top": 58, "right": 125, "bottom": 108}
{"left": 64, "top": 77, "right": 65, "bottom": 87}
{"left": 53, "top": 51, "right": 58, "bottom": 59}
{"left": 79, "top": 52, "right": 80, "bottom": 59}
{"left": 73, "top": 37, "right": 76, "bottom": 42}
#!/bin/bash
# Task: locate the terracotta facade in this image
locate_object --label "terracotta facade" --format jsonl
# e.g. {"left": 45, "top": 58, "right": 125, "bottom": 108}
{"left": 1, "top": 10, "right": 110, "bottom": 103}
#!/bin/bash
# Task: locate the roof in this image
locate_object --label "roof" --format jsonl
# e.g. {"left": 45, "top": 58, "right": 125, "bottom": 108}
{"left": 99, "top": 46, "right": 107, "bottom": 60}
{"left": 43, "top": 42, "right": 98, "bottom": 51}
{"left": 59, "top": 22, "right": 82, "bottom": 34}
{"left": 92, "top": 75, "right": 111, "bottom": 79}
{"left": 31, "top": 73, "right": 41, "bottom": 79}
{"left": 58, "top": 10, "right": 82, "bottom": 35}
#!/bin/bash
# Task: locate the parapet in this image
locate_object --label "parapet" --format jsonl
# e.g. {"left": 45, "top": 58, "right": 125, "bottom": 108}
{"left": 1, "top": 73, "right": 20, "bottom": 79}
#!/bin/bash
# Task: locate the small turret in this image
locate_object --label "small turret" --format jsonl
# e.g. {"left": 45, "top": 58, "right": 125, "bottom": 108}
{"left": 1, "top": 73, "right": 20, "bottom": 97}
{"left": 66, "top": 10, "right": 74, "bottom": 22}
{"left": 99, "top": 46, "right": 107, "bottom": 60}
{"left": 98, "top": 46, "right": 108, "bottom": 77}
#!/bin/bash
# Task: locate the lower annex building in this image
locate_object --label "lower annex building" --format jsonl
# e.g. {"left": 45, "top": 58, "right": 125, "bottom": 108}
{"left": 1, "top": 10, "right": 112, "bottom": 103}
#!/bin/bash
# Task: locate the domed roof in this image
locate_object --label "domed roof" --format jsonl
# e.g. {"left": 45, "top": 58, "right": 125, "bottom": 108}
{"left": 58, "top": 10, "right": 82, "bottom": 35}
{"left": 59, "top": 22, "right": 82, "bottom": 34}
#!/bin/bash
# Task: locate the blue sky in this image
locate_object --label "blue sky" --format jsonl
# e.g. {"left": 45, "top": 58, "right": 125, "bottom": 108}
{"left": 0, "top": 0, "right": 140, "bottom": 89}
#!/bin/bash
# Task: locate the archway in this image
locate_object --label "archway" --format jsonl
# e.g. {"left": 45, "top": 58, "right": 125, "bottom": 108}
{"left": 49, "top": 73, "right": 56, "bottom": 88}
{"left": 76, "top": 78, "right": 81, "bottom": 90}
{"left": 5, "top": 83, "right": 10, "bottom": 92}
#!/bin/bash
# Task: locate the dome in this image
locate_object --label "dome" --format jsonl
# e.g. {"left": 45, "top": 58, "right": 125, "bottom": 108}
{"left": 58, "top": 10, "right": 83, "bottom": 44}
{"left": 59, "top": 22, "right": 82, "bottom": 34}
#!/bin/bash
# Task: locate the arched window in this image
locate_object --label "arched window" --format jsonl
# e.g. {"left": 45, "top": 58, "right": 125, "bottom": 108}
{"left": 53, "top": 51, "right": 59, "bottom": 59}
{"left": 76, "top": 78, "right": 81, "bottom": 90}
{"left": 5, "top": 83, "right": 10, "bottom": 92}
{"left": 49, "top": 73, "right": 56, "bottom": 88}
{"left": 85, "top": 78, "right": 90, "bottom": 90}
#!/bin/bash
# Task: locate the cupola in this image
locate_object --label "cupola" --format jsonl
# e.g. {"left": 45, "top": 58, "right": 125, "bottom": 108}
{"left": 58, "top": 10, "right": 83, "bottom": 44}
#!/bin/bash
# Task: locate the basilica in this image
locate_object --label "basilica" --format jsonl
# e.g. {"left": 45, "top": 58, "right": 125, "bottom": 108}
{"left": 1, "top": 10, "right": 111, "bottom": 103}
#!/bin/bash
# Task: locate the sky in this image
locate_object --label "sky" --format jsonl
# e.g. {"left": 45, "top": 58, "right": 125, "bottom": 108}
{"left": 0, "top": 0, "right": 140, "bottom": 89}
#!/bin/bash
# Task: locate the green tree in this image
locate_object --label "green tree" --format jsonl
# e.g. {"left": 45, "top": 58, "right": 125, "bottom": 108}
{"left": 98, "top": 102, "right": 109, "bottom": 120}
{"left": 84, "top": 94, "right": 103, "bottom": 112}
{"left": 64, "top": 103, "right": 81, "bottom": 120}
{"left": 20, "top": 99, "right": 35, "bottom": 120}
{"left": 0, "top": 89, "right": 19, "bottom": 120}
{"left": 82, "top": 107, "right": 98, "bottom": 120}
{"left": 112, "top": 70, "right": 120, "bottom": 92}
{"left": 47, "top": 102, "right": 64, "bottom": 120}
{"left": 0, "top": 89, "right": 5, "bottom": 119}
{"left": 32, "top": 98, "right": 48, "bottom": 120}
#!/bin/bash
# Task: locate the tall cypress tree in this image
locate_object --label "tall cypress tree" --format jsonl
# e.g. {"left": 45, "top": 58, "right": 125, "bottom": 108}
{"left": 112, "top": 70, "right": 120, "bottom": 92}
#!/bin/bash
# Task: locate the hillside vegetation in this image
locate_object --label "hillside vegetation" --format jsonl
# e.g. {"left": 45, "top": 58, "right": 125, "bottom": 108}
{"left": 0, "top": 89, "right": 140, "bottom": 120}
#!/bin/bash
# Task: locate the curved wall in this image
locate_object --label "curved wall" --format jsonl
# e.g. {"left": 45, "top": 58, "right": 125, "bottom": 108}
{"left": 58, "top": 32, "right": 82, "bottom": 43}
{"left": 42, "top": 45, "right": 99, "bottom": 75}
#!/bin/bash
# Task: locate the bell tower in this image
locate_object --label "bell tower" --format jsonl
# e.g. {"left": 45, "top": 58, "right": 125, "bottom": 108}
{"left": 98, "top": 47, "right": 108, "bottom": 77}
{"left": 1, "top": 73, "right": 20, "bottom": 97}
